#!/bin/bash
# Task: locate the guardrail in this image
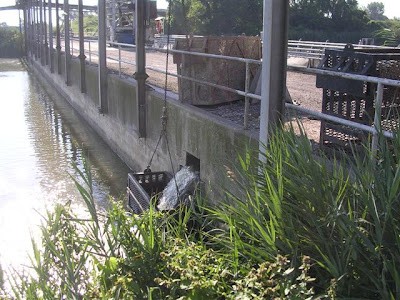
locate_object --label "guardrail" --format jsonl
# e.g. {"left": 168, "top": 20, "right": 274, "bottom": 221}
{"left": 66, "top": 37, "right": 400, "bottom": 155}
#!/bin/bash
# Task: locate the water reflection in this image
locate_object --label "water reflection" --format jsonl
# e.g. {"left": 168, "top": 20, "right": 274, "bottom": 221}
{"left": 0, "top": 61, "right": 131, "bottom": 271}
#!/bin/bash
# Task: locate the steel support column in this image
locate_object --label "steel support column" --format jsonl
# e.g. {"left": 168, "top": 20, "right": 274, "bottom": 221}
{"left": 23, "top": 8, "right": 28, "bottom": 56}
{"left": 48, "top": 0, "right": 54, "bottom": 72}
{"left": 35, "top": 1, "right": 40, "bottom": 60}
{"left": 39, "top": 0, "right": 44, "bottom": 65}
{"left": 98, "top": 0, "right": 108, "bottom": 113}
{"left": 43, "top": 0, "right": 48, "bottom": 65}
{"left": 78, "top": 0, "right": 86, "bottom": 93}
{"left": 134, "top": 0, "right": 148, "bottom": 138}
{"left": 55, "top": 0, "right": 61, "bottom": 74}
{"left": 259, "top": 0, "right": 289, "bottom": 159}
{"left": 30, "top": 1, "right": 35, "bottom": 59}
{"left": 64, "top": 0, "right": 71, "bottom": 86}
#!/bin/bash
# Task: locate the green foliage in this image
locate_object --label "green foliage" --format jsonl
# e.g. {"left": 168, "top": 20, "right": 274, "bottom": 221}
{"left": 169, "top": 0, "right": 263, "bottom": 36}
{"left": 0, "top": 154, "right": 317, "bottom": 299}
{"left": 367, "top": 2, "right": 387, "bottom": 21}
{"left": 289, "top": 0, "right": 372, "bottom": 42}
{"left": 168, "top": 0, "right": 376, "bottom": 42}
{"left": 2, "top": 125, "right": 400, "bottom": 299}
{"left": 212, "top": 125, "right": 400, "bottom": 298}
{"left": 71, "top": 14, "right": 99, "bottom": 37}
{"left": 373, "top": 20, "right": 400, "bottom": 46}
{"left": 0, "top": 27, "right": 23, "bottom": 58}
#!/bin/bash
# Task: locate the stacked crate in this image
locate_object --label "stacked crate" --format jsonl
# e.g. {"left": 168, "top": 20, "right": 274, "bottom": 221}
{"left": 316, "top": 45, "right": 400, "bottom": 151}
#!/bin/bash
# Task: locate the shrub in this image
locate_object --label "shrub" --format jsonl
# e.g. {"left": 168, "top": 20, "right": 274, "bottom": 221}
{"left": 0, "top": 27, "right": 23, "bottom": 58}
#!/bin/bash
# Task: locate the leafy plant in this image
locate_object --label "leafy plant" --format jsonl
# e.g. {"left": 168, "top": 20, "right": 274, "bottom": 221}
{"left": 211, "top": 124, "right": 400, "bottom": 298}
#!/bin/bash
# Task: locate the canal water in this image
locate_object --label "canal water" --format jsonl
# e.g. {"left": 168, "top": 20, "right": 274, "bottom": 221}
{"left": 0, "top": 59, "right": 131, "bottom": 272}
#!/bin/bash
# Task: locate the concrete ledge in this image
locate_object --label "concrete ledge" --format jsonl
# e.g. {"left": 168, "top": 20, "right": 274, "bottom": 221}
{"left": 27, "top": 54, "right": 258, "bottom": 201}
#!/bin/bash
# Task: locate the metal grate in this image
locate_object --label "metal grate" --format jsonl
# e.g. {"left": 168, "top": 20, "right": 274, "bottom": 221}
{"left": 127, "top": 172, "right": 171, "bottom": 214}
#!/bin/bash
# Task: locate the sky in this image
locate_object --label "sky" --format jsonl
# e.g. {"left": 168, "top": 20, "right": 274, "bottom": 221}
{"left": 0, "top": 0, "right": 398, "bottom": 26}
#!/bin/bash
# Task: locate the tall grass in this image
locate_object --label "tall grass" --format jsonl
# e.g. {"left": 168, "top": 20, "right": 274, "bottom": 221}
{"left": 211, "top": 125, "right": 400, "bottom": 298}
{"left": 2, "top": 125, "right": 399, "bottom": 299}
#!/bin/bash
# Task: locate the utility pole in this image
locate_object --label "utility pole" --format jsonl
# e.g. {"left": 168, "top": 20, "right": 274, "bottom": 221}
{"left": 259, "top": 0, "right": 289, "bottom": 160}
{"left": 135, "top": 0, "right": 148, "bottom": 138}
{"left": 98, "top": 0, "right": 108, "bottom": 113}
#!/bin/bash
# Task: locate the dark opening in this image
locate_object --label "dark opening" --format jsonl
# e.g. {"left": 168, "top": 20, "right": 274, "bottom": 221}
{"left": 186, "top": 152, "right": 200, "bottom": 173}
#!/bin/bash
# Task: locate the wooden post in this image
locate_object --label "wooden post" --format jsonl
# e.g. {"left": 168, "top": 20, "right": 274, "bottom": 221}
{"left": 134, "top": 0, "right": 148, "bottom": 137}
{"left": 98, "top": 0, "right": 108, "bottom": 113}
{"left": 64, "top": 0, "right": 71, "bottom": 86}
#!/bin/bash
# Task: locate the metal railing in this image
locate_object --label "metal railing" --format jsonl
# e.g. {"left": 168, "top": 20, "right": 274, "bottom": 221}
{"left": 65, "top": 37, "right": 400, "bottom": 155}
{"left": 287, "top": 39, "right": 396, "bottom": 61}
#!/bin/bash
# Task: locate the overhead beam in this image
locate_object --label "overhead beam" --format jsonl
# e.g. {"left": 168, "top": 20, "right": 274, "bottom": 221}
{"left": 0, "top": 4, "right": 97, "bottom": 11}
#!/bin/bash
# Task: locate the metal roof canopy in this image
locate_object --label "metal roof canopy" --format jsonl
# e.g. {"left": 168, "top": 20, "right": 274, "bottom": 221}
{"left": 10, "top": 0, "right": 97, "bottom": 11}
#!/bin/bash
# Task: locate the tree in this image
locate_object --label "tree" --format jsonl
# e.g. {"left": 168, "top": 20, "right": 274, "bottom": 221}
{"left": 71, "top": 14, "right": 98, "bottom": 36}
{"left": 169, "top": 0, "right": 263, "bottom": 36}
{"left": 367, "top": 2, "right": 387, "bottom": 20}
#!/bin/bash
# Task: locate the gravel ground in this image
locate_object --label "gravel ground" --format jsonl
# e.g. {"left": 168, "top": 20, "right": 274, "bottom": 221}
{"left": 71, "top": 41, "right": 323, "bottom": 143}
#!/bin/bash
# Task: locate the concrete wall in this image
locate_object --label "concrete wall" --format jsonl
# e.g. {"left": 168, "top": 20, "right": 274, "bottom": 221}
{"left": 28, "top": 54, "right": 258, "bottom": 202}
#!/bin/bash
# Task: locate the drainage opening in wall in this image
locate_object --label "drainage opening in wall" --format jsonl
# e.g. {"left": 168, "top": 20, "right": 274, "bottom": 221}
{"left": 186, "top": 152, "right": 200, "bottom": 174}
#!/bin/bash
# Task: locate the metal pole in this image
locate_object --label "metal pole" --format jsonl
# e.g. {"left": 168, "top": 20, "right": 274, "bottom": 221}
{"left": 88, "top": 40, "right": 91, "bottom": 64}
{"left": 26, "top": 3, "right": 31, "bottom": 57}
{"left": 31, "top": 0, "right": 35, "bottom": 59}
{"left": 43, "top": 0, "right": 48, "bottom": 65}
{"left": 259, "top": 0, "right": 273, "bottom": 158}
{"left": 135, "top": 0, "right": 148, "bottom": 138}
{"left": 371, "top": 83, "right": 384, "bottom": 157}
{"left": 64, "top": 0, "right": 71, "bottom": 86}
{"left": 259, "top": 0, "right": 289, "bottom": 160}
{"left": 36, "top": 1, "right": 40, "bottom": 60}
{"left": 98, "top": 0, "right": 108, "bottom": 113}
{"left": 78, "top": 0, "right": 86, "bottom": 93}
{"left": 48, "top": 0, "right": 54, "bottom": 73}
{"left": 244, "top": 62, "right": 250, "bottom": 129}
{"left": 55, "top": 0, "right": 61, "bottom": 74}
{"left": 110, "top": 0, "right": 116, "bottom": 42}
{"left": 39, "top": 0, "right": 44, "bottom": 65}
{"left": 118, "top": 45, "right": 121, "bottom": 77}
{"left": 23, "top": 7, "right": 28, "bottom": 56}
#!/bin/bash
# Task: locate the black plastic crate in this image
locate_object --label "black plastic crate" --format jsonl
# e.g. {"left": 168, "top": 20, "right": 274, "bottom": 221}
{"left": 127, "top": 171, "right": 171, "bottom": 214}
{"left": 317, "top": 45, "right": 400, "bottom": 151}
